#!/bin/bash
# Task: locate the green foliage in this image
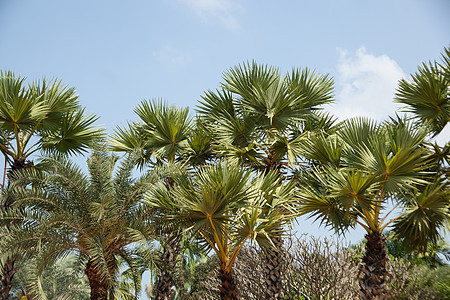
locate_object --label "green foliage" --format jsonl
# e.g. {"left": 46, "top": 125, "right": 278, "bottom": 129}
{"left": 146, "top": 161, "right": 296, "bottom": 276}
{"left": 297, "top": 118, "right": 449, "bottom": 252}
{"left": 111, "top": 99, "right": 213, "bottom": 168}
{"left": 0, "top": 70, "right": 103, "bottom": 167}
{"left": 395, "top": 46, "right": 450, "bottom": 136}
{"left": 12, "top": 254, "right": 89, "bottom": 300}
{"left": 385, "top": 232, "right": 450, "bottom": 268}
{"left": 197, "top": 61, "right": 335, "bottom": 171}
{"left": 0, "top": 149, "right": 157, "bottom": 299}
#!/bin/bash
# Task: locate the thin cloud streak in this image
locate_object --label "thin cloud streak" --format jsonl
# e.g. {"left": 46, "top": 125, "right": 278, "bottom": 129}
{"left": 178, "top": 0, "right": 243, "bottom": 30}
{"left": 152, "top": 45, "right": 192, "bottom": 68}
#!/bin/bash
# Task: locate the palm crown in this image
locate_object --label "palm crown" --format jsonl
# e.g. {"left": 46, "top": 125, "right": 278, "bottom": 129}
{"left": 0, "top": 71, "right": 102, "bottom": 171}
{"left": 1, "top": 149, "right": 157, "bottom": 299}
{"left": 395, "top": 46, "right": 449, "bottom": 136}
{"left": 111, "top": 99, "right": 213, "bottom": 168}
{"left": 298, "top": 118, "right": 448, "bottom": 248}
{"left": 146, "top": 162, "right": 297, "bottom": 299}
{"left": 197, "top": 61, "right": 335, "bottom": 173}
{"left": 196, "top": 62, "right": 335, "bottom": 298}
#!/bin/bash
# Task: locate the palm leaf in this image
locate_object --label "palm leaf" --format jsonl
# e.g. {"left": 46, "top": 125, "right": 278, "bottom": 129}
{"left": 395, "top": 46, "right": 450, "bottom": 135}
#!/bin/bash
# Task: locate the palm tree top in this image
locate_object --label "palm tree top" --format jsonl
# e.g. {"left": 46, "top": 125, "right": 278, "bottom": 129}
{"left": 395, "top": 46, "right": 450, "bottom": 136}
{"left": 0, "top": 70, "right": 103, "bottom": 169}
{"left": 196, "top": 62, "right": 335, "bottom": 174}
{"left": 1, "top": 149, "right": 157, "bottom": 298}
{"left": 199, "top": 61, "right": 334, "bottom": 133}
{"left": 110, "top": 99, "right": 192, "bottom": 166}
{"left": 298, "top": 118, "right": 449, "bottom": 252}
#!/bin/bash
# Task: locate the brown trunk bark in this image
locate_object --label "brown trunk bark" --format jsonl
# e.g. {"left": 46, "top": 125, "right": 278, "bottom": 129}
{"left": 358, "top": 231, "right": 390, "bottom": 300}
{"left": 218, "top": 265, "right": 238, "bottom": 300}
{"left": 153, "top": 234, "right": 180, "bottom": 300}
{"left": 263, "top": 237, "right": 284, "bottom": 300}
{"left": 0, "top": 258, "right": 16, "bottom": 300}
{"left": 153, "top": 178, "right": 180, "bottom": 300}
{"left": 85, "top": 259, "right": 109, "bottom": 300}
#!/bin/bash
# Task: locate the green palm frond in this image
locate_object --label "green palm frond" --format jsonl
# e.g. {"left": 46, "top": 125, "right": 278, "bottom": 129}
{"left": 110, "top": 122, "right": 146, "bottom": 152}
{"left": 395, "top": 46, "right": 450, "bottom": 136}
{"left": 252, "top": 169, "right": 298, "bottom": 213}
{"left": 337, "top": 117, "right": 378, "bottom": 151}
{"left": 219, "top": 63, "right": 334, "bottom": 132}
{"left": 111, "top": 99, "right": 191, "bottom": 165}
{"left": 137, "top": 99, "right": 190, "bottom": 162}
{"left": 331, "top": 168, "right": 378, "bottom": 215}
{"left": 32, "top": 78, "right": 80, "bottom": 131}
{"left": 298, "top": 111, "right": 338, "bottom": 134}
{"left": 197, "top": 61, "right": 336, "bottom": 180}
{"left": 221, "top": 61, "right": 280, "bottom": 103}
{"left": 2, "top": 148, "right": 156, "bottom": 297}
{"left": 0, "top": 71, "right": 46, "bottom": 132}
{"left": 298, "top": 118, "right": 445, "bottom": 242}
{"left": 40, "top": 108, "right": 102, "bottom": 156}
{"left": 180, "top": 117, "right": 214, "bottom": 166}
{"left": 109, "top": 122, "right": 151, "bottom": 169}
{"left": 268, "top": 131, "right": 305, "bottom": 166}
{"left": 198, "top": 89, "right": 256, "bottom": 148}
{"left": 145, "top": 161, "right": 295, "bottom": 274}
{"left": 297, "top": 174, "right": 356, "bottom": 234}
{"left": 393, "top": 180, "right": 450, "bottom": 253}
{"left": 0, "top": 71, "right": 103, "bottom": 167}
{"left": 286, "top": 67, "right": 335, "bottom": 110}
{"left": 300, "top": 132, "right": 343, "bottom": 167}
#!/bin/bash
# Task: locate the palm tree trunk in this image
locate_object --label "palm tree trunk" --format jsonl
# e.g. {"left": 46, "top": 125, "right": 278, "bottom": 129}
{"left": 0, "top": 258, "right": 15, "bottom": 300}
{"left": 154, "top": 234, "right": 180, "bottom": 300}
{"left": 218, "top": 264, "right": 238, "bottom": 300}
{"left": 263, "top": 237, "right": 284, "bottom": 300}
{"left": 85, "top": 260, "right": 109, "bottom": 300}
{"left": 358, "top": 231, "right": 390, "bottom": 300}
{"left": 1, "top": 158, "right": 32, "bottom": 300}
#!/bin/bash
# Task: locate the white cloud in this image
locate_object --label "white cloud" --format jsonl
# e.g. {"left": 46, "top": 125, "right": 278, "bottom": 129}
{"left": 178, "top": 0, "right": 243, "bottom": 30}
{"left": 152, "top": 45, "right": 192, "bottom": 68}
{"left": 333, "top": 47, "right": 450, "bottom": 146}
{"left": 333, "top": 47, "right": 406, "bottom": 122}
{"left": 433, "top": 124, "right": 450, "bottom": 146}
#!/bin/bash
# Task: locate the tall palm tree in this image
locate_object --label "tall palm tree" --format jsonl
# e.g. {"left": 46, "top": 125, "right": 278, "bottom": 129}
{"left": 297, "top": 118, "right": 449, "bottom": 299}
{"left": 394, "top": 46, "right": 450, "bottom": 264}
{"left": 0, "top": 70, "right": 102, "bottom": 300}
{"left": 0, "top": 149, "right": 156, "bottom": 300}
{"left": 111, "top": 100, "right": 212, "bottom": 299}
{"left": 197, "top": 62, "right": 335, "bottom": 299}
{"left": 111, "top": 99, "right": 213, "bottom": 300}
{"left": 395, "top": 46, "right": 449, "bottom": 136}
{"left": 146, "top": 162, "right": 296, "bottom": 300}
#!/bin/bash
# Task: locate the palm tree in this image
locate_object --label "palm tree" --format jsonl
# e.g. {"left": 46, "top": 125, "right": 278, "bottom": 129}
{"left": 146, "top": 162, "right": 296, "bottom": 300}
{"left": 0, "top": 70, "right": 102, "bottom": 300}
{"left": 12, "top": 254, "right": 90, "bottom": 300}
{"left": 197, "top": 61, "right": 334, "bottom": 299}
{"left": 0, "top": 149, "right": 156, "bottom": 300}
{"left": 0, "top": 71, "right": 102, "bottom": 172}
{"left": 395, "top": 46, "right": 449, "bottom": 136}
{"left": 297, "top": 118, "right": 449, "bottom": 299}
{"left": 111, "top": 99, "right": 214, "bottom": 299}
{"left": 395, "top": 47, "right": 450, "bottom": 224}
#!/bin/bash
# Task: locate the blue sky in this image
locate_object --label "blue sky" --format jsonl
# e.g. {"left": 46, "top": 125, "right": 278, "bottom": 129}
{"left": 1, "top": 0, "right": 449, "bottom": 244}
